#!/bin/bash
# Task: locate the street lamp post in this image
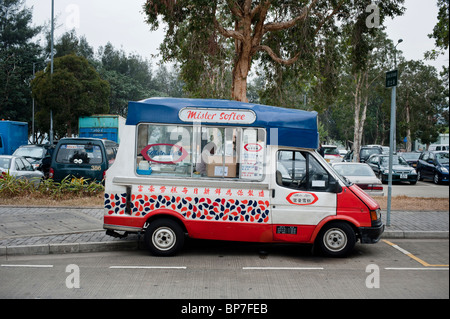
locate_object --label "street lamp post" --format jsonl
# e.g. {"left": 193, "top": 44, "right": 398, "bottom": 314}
{"left": 386, "top": 39, "right": 403, "bottom": 227}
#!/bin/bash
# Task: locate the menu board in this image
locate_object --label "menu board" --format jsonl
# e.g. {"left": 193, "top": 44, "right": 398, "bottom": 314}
{"left": 241, "top": 129, "right": 265, "bottom": 180}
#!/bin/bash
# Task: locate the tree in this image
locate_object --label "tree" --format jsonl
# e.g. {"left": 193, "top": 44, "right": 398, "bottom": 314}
{"left": 426, "top": 0, "right": 449, "bottom": 60}
{"left": 31, "top": 54, "right": 110, "bottom": 138}
{"left": 144, "top": 0, "right": 355, "bottom": 102}
{"left": 397, "top": 60, "right": 448, "bottom": 149}
{"left": 0, "top": 0, "right": 42, "bottom": 124}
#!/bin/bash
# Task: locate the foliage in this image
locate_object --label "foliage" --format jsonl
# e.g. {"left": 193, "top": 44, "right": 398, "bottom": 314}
{"left": 0, "top": 173, "right": 104, "bottom": 200}
{"left": 31, "top": 54, "right": 110, "bottom": 138}
{"left": 0, "top": 0, "right": 43, "bottom": 124}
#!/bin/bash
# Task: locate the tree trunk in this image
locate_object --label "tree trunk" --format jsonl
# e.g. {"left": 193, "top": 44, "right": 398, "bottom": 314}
{"left": 232, "top": 55, "right": 250, "bottom": 102}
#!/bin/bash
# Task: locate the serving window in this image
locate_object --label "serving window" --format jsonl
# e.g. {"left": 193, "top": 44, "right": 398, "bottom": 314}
{"left": 136, "top": 124, "right": 266, "bottom": 181}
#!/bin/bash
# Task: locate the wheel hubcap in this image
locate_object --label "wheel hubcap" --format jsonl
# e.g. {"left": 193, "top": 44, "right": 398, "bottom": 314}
{"left": 323, "top": 228, "right": 347, "bottom": 252}
{"left": 152, "top": 227, "right": 176, "bottom": 251}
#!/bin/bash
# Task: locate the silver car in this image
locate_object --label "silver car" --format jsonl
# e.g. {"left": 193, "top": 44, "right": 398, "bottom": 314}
{"left": 0, "top": 155, "right": 44, "bottom": 186}
{"left": 332, "top": 162, "right": 384, "bottom": 197}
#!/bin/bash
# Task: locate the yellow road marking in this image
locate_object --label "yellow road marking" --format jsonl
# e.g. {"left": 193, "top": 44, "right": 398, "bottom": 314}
{"left": 383, "top": 240, "right": 449, "bottom": 267}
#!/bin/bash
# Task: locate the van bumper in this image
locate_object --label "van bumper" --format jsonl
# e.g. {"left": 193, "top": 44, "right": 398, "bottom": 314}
{"left": 359, "top": 222, "right": 385, "bottom": 244}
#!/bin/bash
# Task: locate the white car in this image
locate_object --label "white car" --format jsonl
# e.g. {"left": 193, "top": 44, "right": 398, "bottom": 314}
{"left": 320, "top": 145, "right": 342, "bottom": 163}
{"left": 0, "top": 155, "right": 44, "bottom": 186}
{"left": 332, "top": 162, "right": 384, "bottom": 197}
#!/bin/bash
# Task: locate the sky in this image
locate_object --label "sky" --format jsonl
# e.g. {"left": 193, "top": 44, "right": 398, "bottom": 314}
{"left": 25, "top": 0, "right": 449, "bottom": 72}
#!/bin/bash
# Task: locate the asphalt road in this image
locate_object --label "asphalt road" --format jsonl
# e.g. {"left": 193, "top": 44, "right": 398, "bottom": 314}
{"left": 383, "top": 181, "right": 449, "bottom": 198}
{"left": 0, "top": 239, "right": 448, "bottom": 300}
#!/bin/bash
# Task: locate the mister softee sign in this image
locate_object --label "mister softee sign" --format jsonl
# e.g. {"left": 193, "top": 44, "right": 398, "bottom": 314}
{"left": 179, "top": 108, "right": 256, "bottom": 124}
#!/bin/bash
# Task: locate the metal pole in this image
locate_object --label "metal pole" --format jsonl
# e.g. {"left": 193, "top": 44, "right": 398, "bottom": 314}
{"left": 387, "top": 85, "right": 396, "bottom": 227}
{"left": 50, "top": 0, "right": 54, "bottom": 145}
{"left": 32, "top": 63, "right": 35, "bottom": 144}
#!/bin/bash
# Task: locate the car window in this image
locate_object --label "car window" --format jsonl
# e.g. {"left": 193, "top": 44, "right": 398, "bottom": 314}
{"left": 369, "top": 156, "right": 379, "bottom": 164}
{"left": 14, "top": 147, "right": 45, "bottom": 159}
{"left": 0, "top": 158, "right": 11, "bottom": 170}
{"left": 436, "top": 153, "right": 449, "bottom": 164}
{"left": 333, "top": 164, "right": 375, "bottom": 177}
{"left": 56, "top": 144, "right": 103, "bottom": 164}
{"left": 324, "top": 147, "right": 339, "bottom": 155}
{"left": 277, "top": 151, "right": 332, "bottom": 192}
{"left": 15, "top": 158, "right": 25, "bottom": 171}
{"left": 22, "top": 159, "right": 34, "bottom": 171}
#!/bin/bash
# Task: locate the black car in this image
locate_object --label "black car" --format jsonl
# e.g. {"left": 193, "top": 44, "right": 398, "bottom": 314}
{"left": 343, "top": 146, "right": 383, "bottom": 163}
{"left": 13, "top": 144, "right": 54, "bottom": 178}
{"left": 367, "top": 154, "right": 418, "bottom": 185}
{"left": 50, "top": 138, "right": 118, "bottom": 182}
{"left": 416, "top": 151, "right": 449, "bottom": 184}
{"left": 401, "top": 152, "right": 421, "bottom": 168}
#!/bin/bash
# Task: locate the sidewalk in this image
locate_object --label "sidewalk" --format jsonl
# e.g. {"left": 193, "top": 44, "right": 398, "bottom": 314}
{"left": 0, "top": 206, "right": 448, "bottom": 256}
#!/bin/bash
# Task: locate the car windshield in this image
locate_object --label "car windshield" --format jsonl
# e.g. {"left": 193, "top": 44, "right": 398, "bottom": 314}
{"left": 56, "top": 144, "right": 103, "bottom": 164}
{"left": 401, "top": 153, "right": 420, "bottom": 160}
{"left": 333, "top": 164, "right": 375, "bottom": 177}
{"left": 361, "top": 148, "right": 380, "bottom": 158}
{"left": 0, "top": 157, "right": 11, "bottom": 170}
{"left": 14, "top": 147, "right": 45, "bottom": 159}
{"left": 324, "top": 147, "right": 339, "bottom": 155}
{"left": 380, "top": 156, "right": 408, "bottom": 166}
{"left": 436, "top": 152, "right": 449, "bottom": 164}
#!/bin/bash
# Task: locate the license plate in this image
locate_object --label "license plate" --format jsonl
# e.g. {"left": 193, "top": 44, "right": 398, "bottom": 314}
{"left": 400, "top": 173, "right": 408, "bottom": 179}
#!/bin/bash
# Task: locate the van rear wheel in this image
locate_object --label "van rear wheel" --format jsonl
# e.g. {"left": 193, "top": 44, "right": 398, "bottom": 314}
{"left": 144, "top": 219, "right": 185, "bottom": 256}
{"left": 317, "top": 222, "right": 356, "bottom": 257}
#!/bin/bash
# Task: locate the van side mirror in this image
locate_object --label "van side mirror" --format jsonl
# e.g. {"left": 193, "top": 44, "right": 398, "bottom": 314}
{"left": 329, "top": 178, "right": 342, "bottom": 193}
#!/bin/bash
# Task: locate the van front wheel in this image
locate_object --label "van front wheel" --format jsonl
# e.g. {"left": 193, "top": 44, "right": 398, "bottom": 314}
{"left": 317, "top": 222, "right": 356, "bottom": 257}
{"left": 144, "top": 219, "right": 185, "bottom": 256}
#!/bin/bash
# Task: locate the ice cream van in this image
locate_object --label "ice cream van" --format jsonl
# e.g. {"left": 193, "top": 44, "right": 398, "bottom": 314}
{"left": 104, "top": 98, "right": 384, "bottom": 257}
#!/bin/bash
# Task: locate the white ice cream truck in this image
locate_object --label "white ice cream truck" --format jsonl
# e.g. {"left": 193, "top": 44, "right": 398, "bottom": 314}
{"left": 104, "top": 98, "right": 384, "bottom": 257}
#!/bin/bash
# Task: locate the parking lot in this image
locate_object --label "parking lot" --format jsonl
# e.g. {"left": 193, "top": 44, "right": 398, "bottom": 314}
{"left": 0, "top": 238, "right": 448, "bottom": 299}
{"left": 383, "top": 180, "right": 449, "bottom": 198}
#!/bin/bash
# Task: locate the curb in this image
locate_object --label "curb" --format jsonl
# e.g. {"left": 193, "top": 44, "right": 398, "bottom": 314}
{"left": 0, "top": 241, "right": 140, "bottom": 257}
{"left": 1, "top": 231, "right": 448, "bottom": 257}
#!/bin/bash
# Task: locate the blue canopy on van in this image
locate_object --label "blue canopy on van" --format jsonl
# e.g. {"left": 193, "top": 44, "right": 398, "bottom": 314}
{"left": 126, "top": 98, "right": 319, "bottom": 149}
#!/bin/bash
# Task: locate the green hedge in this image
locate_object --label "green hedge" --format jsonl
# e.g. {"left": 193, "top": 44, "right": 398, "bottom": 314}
{"left": 0, "top": 173, "right": 104, "bottom": 200}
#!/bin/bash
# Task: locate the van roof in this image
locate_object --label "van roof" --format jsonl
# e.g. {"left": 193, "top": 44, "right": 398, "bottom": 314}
{"left": 126, "top": 98, "right": 319, "bottom": 149}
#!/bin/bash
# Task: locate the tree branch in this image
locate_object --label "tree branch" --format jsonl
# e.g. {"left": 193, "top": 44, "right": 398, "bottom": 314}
{"left": 314, "top": 0, "right": 345, "bottom": 35}
{"left": 214, "top": 17, "right": 245, "bottom": 42}
{"left": 226, "top": 0, "right": 243, "bottom": 18}
{"left": 253, "top": 45, "right": 301, "bottom": 65}
{"left": 263, "top": 0, "right": 318, "bottom": 33}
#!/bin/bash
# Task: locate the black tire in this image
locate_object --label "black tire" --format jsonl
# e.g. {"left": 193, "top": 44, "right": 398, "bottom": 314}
{"left": 144, "top": 218, "right": 185, "bottom": 256}
{"left": 316, "top": 222, "right": 356, "bottom": 258}
{"left": 434, "top": 173, "right": 440, "bottom": 185}
{"left": 417, "top": 170, "right": 423, "bottom": 181}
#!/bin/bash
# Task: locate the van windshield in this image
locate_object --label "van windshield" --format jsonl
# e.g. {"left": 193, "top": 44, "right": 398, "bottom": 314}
{"left": 56, "top": 144, "right": 103, "bottom": 164}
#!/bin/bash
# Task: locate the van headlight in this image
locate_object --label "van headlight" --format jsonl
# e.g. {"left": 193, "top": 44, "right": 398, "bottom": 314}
{"left": 370, "top": 209, "right": 381, "bottom": 221}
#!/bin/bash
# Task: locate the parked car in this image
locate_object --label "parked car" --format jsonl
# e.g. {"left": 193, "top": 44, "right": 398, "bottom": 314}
{"left": 416, "top": 151, "right": 449, "bottom": 184}
{"left": 428, "top": 144, "right": 449, "bottom": 151}
{"left": 319, "top": 145, "right": 342, "bottom": 163}
{"left": 400, "top": 152, "right": 421, "bottom": 168}
{"left": 343, "top": 146, "right": 383, "bottom": 163}
{"left": 360, "top": 146, "right": 384, "bottom": 163}
{"left": 332, "top": 162, "right": 384, "bottom": 196}
{"left": 13, "top": 144, "right": 54, "bottom": 178}
{"left": 0, "top": 155, "right": 44, "bottom": 186}
{"left": 367, "top": 154, "right": 418, "bottom": 185}
{"left": 49, "top": 138, "right": 118, "bottom": 182}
